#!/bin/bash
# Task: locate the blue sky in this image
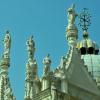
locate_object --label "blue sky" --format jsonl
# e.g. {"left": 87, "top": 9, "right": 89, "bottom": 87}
{"left": 0, "top": 0, "right": 100, "bottom": 100}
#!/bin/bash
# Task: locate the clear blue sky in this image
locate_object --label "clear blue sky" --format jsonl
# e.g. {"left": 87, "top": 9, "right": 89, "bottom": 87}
{"left": 0, "top": 0, "right": 100, "bottom": 100}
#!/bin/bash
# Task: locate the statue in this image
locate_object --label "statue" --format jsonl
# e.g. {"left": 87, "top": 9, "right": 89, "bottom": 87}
{"left": 26, "top": 36, "right": 35, "bottom": 59}
{"left": 3, "top": 31, "right": 11, "bottom": 58}
{"left": 43, "top": 54, "right": 51, "bottom": 76}
{"left": 67, "top": 4, "right": 77, "bottom": 26}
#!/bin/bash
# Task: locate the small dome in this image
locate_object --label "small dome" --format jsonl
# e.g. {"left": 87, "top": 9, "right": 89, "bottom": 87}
{"left": 78, "top": 38, "right": 99, "bottom": 55}
{"left": 77, "top": 31, "right": 99, "bottom": 55}
{"left": 78, "top": 39, "right": 87, "bottom": 54}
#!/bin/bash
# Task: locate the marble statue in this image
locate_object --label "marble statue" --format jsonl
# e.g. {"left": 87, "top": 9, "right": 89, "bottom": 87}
{"left": 43, "top": 54, "right": 51, "bottom": 76}
{"left": 26, "top": 35, "right": 35, "bottom": 59}
{"left": 3, "top": 31, "right": 11, "bottom": 58}
{"left": 67, "top": 4, "right": 77, "bottom": 26}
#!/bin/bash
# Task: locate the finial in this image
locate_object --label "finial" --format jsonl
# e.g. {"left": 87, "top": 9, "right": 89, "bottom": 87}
{"left": 79, "top": 8, "right": 91, "bottom": 38}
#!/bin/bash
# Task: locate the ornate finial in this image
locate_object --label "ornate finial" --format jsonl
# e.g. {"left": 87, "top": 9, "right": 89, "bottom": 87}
{"left": 26, "top": 35, "right": 35, "bottom": 59}
{"left": 79, "top": 8, "right": 91, "bottom": 32}
{"left": 67, "top": 4, "right": 77, "bottom": 26}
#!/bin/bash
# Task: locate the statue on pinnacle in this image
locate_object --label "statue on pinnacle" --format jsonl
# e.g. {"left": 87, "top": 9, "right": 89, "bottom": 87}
{"left": 3, "top": 31, "right": 11, "bottom": 58}
{"left": 67, "top": 4, "right": 77, "bottom": 27}
{"left": 26, "top": 35, "right": 35, "bottom": 59}
{"left": 66, "top": 4, "right": 78, "bottom": 47}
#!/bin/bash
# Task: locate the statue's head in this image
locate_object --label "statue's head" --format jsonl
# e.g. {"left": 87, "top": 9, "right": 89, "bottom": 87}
{"left": 68, "top": 4, "right": 75, "bottom": 14}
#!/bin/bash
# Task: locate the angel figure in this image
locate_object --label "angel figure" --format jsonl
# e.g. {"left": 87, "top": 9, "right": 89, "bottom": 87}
{"left": 67, "top": 4, "right": 77, "bottom": 26}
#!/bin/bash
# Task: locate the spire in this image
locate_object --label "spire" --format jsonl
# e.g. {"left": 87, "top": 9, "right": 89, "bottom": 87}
{"left": 24, "top": 36, "right": 40, "bottom": 100}
{"left": 66, "top": 4, "right": 78, "bottom": 47}
{"left": 0, "top": 31, "right": 15, "bottom": 100}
